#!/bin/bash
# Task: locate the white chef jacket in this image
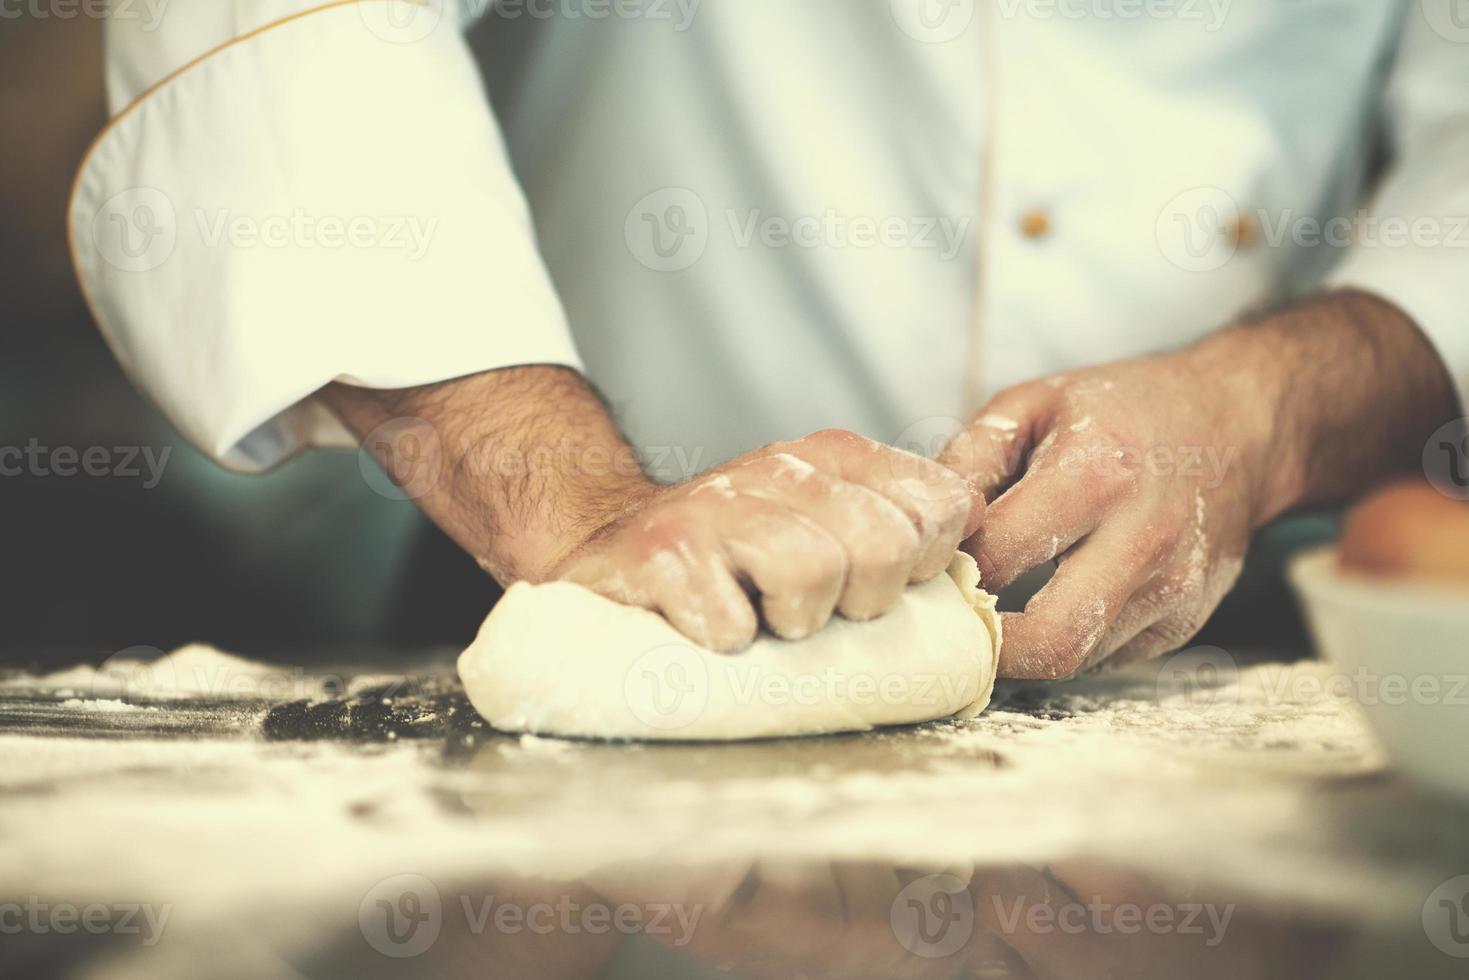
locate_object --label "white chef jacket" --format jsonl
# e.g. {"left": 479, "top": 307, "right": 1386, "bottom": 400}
{"left": 70, "top": 0, "right": 1469, "bottom": 477}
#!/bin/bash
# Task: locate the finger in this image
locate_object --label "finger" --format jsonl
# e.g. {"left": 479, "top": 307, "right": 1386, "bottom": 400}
{"left": 969, "top": 437, "right": 1131, "bottom": 592}
{"left": 713, "top": 457, "right": 923, "bottom": 621}
{"left": 712, "top": 494, "right": 847, "bottom": 642}
{"left": 781, "top": 430, "right": 976, "bottom": 583}
{"left": 996, "top": 522, "right": 1158, "bottom": 680}
{"left": 1075, "top": 592, "right": 1166, "bottom": 673}
{"left": 560, "top": 514, "right": 759, "bottom": 653}
{"left": 654, "top": 558, "right": 762, "bottom": 653}
{"left": 1091, "top": 555, "right": 1228, "bottom": 669}
{"left": 1107, "top": 613, "right": 1209, "bottom": 667}
{"left": 939, "top": 383, "right": 1060, "bottom": 502}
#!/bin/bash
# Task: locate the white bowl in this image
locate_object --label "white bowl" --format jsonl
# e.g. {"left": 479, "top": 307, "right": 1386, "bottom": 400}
{"left": 1290, "top": 546, "right": 1469, "bottom": 801}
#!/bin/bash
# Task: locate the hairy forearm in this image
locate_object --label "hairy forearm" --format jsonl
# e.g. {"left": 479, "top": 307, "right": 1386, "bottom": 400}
{"left": 321, "top": 366, "right": 654, "bottom": 584}
{"left": 325, "top": 370, "right": 982, "bottom": 653}
{"left": 1187, "top": 289, "right": 1457, "bottom": 524}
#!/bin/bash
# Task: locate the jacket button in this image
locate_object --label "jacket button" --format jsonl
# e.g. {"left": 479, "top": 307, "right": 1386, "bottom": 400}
{"left": 1228, "top": 214, "right": 1260, "bottom": 249}
{"left": 1019, "top": 208, "right": 1052, "bottom": 240}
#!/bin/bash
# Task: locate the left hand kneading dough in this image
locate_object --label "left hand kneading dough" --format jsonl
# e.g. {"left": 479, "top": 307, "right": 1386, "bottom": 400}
{"left": 458, "top": 553, "right": 1001, "bottom": 741}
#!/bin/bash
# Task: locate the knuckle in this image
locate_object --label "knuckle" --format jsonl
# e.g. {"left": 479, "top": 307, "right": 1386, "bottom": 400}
{"left": 1117, "top": 622, "right": 1191, "bottom": 663}
{"left": 769, "top": 527, "right": 846, "bottom": 591}
{"left": 757, "top": 438, "right": 799, "bottom": 461}
{"left": 1081, "top": 456, "right": 1130, "bottom": 499}
{"left": 805, "top": 535, "right": 849, "bottom": 582}
{"left": 992, "top": 380, "right": 1044, "bottom": 407}
{"left": 762, "top": 452, "right": 821, "bottom": 485}
{"left": 897, "top": 497, "right": 948, "bottom": 543}
{"left": 1110, "top": 527, "right": 1167, "bottom": 572}
{"left": 909, "top": 455, "right": 969, "bottom": 494}
{"left": 732, "top": 454, "right": 783, "bottom": 481}
{"left": 1153, "top": 565, "right": 1195, "bottom": 600}
{"left": 634, "top": 509, "right": 699, "bottom": 555}
{"left": 930, "top": 486, "right": 972, "bottom": 529}
{"left": 803, "top": 428, "right": 861, "bottom": 451}
{"left": 850, "top": 522, "right": 923, "bottom": 571}
{"left": 1041, "top": 644, "right": 1092, "bottom": 681}
{"left": 849, "top": 547, "right": 917, "bottom": 590}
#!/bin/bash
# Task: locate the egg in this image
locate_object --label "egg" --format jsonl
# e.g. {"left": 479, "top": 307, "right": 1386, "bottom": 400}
{"left": 1339, "top": 480, "right": 1469, "bottom": 585}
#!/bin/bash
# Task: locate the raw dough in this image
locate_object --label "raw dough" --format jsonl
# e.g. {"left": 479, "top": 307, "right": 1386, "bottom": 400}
{"left": 458, "top": 553, "right": 1001, "bottom": 741}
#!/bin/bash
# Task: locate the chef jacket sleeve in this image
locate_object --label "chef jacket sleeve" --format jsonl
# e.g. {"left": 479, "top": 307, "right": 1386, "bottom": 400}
{"left": 1325, "top": 2, "right": 1469, "bottom": 413}
{"left": 68, "top": 0, "right": 581, "bottom": 472}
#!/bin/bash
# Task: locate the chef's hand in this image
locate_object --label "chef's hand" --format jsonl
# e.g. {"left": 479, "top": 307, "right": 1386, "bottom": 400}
{"left": 552, "top": 429, "right": 981, "bottom": 651}
{"left": 939, "top": 290, "right": 1456, "bottom": 679}
{"left": 323, "top": 368, "right": 981, "bottom": 652}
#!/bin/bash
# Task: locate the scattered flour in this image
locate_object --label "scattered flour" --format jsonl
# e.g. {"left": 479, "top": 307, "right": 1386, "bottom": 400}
{"left": 1, "top": 645, "right": 327, "bottom": 702}
{"left": 57, "top": 698, "right": 159, "bottom": 713}
{"left": 978, "top": 413, "right": 1020, "bottom": 432}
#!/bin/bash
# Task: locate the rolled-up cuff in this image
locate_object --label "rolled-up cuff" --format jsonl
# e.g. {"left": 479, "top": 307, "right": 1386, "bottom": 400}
{"left": 71, "top": 0, "right": 580, "bottom": 472}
